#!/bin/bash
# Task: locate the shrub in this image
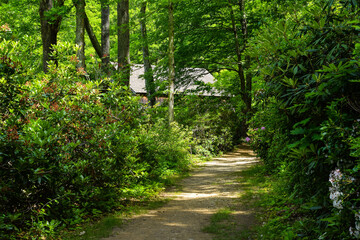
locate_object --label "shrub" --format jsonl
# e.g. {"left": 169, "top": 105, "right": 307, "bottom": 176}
{"left": 0, "top": 40, "right": 193, "bottom": 238}
{"left": 175, "top": 95, "right": 239, "bottom": 156}
{"left": 247, "top": 1, "right": 360, "bottom": 238}
{"left": 138, "top": 120, "right": 192, "bottom": 181}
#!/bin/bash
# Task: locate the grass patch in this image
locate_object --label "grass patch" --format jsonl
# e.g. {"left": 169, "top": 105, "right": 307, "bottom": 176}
{"left": 233, "top": 163, "right": 319, "bottom": 239}
{"left": 203, "top": 208, "right": 233, "bottom": 234}
{"left": 203, "top": 208, "right": 253, "bottom": 240}
{"left": 60, "top": 214, "right": 123, "bottom": 240}
{"left": 201, "top": 165, "right": 268, "bottom": 240}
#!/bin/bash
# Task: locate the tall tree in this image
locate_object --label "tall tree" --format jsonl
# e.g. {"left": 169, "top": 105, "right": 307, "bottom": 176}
{"left": 238, "top": 0, "right": 251, "bottom": 113}
{"left": 73, "top": 0, "right": 86, "bottom": 69}
{"left": 117, "top": 0, "right": 130, "bottom": 86}
{"left": 229, "top": 0, "right": 247, "bottom": 111}
{"left": 39, "top": 0, "right": 65, "bottom": 72}
{"left": 228, "top": 0, "right": 252, "bottom": 136}
{"left": 140, "top": 1, "right": 155, "bottom": 107}
{"left": 101, "top": 0, "right": 110, "bottom": 70}
{"left": 168, "top": 0, "right": 175, "bottom": 123}
{"left": 84, "top": 13, "right": 102, "bottom": 59}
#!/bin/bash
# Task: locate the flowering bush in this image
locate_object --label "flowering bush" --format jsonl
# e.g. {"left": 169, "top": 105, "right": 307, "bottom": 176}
{"left": 326, "top": 167, "right": 360, "bottom": 239}
{"left": 0, "top": 57, "right": 140, "bottom": 238}
{"left": 247, "top": 99, "right": 291, "bottom": 172}
{"left": 0, "top": 40, "right": 193, "bottom": 239}
{"left": 246, "top": 1, "right": 360, "bottom": 238}
{"left": 350, "top": 213, "right": 360, "bottom": 239}
{"left": 329, "top": 169, "right": 345, "bottom": 210}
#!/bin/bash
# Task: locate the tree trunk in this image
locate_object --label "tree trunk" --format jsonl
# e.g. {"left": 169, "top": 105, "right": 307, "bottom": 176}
{"left": 84, "top": 12, "right": 116, "bottom": 75}
{"left": 84, "top": 13, "right": 102, "bottom": 59}
{"left": 140, "top": 1, "right": 156, "bottom": 107}
{"left": 238, "top": 0, "right": 252, "bottom": 112}
{"left": 117, "top": 0, "right": 130, "bottom": 86}
{"left": 228, "top": 1, "right": 245, "bottom": 101}
{"left": 101, "top": 0, "right": 110, "bottom": 70}
{"left": 168, "top": 0, "right": 175, "bottom": 124}
{"left": 73, "top": 0, "right": 86, "bottom": 69}
{"left": 229, "top": 0, "right": 252, "bottom": 136}
{"left": 39, "top": 0, "right": 65, "bottom": 73}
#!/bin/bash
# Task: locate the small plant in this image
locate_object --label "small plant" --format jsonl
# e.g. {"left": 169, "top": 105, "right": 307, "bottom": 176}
{"left": 203, "top": 208, "right": 234, "bottom": 236}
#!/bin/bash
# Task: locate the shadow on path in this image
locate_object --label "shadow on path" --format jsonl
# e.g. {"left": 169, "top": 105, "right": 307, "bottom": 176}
{"left": 102, "top": 144, "right": 259, "bottom": 240}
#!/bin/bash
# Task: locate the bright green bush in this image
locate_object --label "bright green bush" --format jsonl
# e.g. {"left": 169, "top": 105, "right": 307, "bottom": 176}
{"left": 138, "top": 120, "right": 192, "bottom": 180}
{"left": 0, "top": 39, "right": 193, "bottom": 239}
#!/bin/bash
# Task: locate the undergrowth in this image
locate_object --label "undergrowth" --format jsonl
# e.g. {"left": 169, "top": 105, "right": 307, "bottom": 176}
{"left": 59, "top": 156, "right": 199, "bottom": 239}
{"left": 236, "top": 164, "right": 328, "bottom": 240}
{"left": 0, "top": 38, "right": 197, "bottom": 239}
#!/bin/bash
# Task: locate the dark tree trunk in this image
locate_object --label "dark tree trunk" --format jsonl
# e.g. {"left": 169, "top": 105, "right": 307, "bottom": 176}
{"left": 117, "top": 0, "right": 130, "bottom": 86}
{"left": 229, "top": 0, "right": 252, "bottom": 136}
{"left": 84, "top": 13, "right": 102, "bottom": 59}
{"left": 39, "top": 0, "right": 65, "bottom": 73}
{"left": 228, "top": 1, "right": 245, "bottom": 102}
{"left": 168, "top": 0, "right": 175, "bottom": 124}
{"left": 101, "top": 0, "right": 110, "bottom": 70}
{"left": 238, "top": 0, "right": 252, "bottom": 112}
{"left": 140, "top": 1, "right": 156, "bottom": 107}
{"left": 73, "top": 0, "right": 86, "bottom": 69}
{"left": 84, "top": 11, "right": 116, "bottom": 76}
{"left": 229, "top": 0, "right": 252, "bottom": 112}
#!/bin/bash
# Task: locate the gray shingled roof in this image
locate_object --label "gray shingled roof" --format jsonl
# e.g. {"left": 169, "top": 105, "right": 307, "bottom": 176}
{"left": 129, "top": 64, "right": 221, "bottom": 96}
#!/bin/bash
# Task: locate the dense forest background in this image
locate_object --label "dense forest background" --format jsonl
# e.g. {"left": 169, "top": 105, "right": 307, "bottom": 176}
{"left": 1, "top": 0, "right": 360, "bottom": 239}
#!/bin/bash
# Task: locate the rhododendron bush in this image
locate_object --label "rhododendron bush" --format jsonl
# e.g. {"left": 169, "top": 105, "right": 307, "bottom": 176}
{"left": 0, "top": 39, "right": 192, "bottom": 239}
{"left": 246, "top": 1, "right": 360, "bottom": 238}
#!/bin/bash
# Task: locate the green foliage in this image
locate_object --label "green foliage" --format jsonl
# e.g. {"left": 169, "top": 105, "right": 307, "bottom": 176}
{"left": 175, "top": 95, "right": 239, "bottom": 156}
{"left": 138, "top": 120, "right": 192, "bottom": 180}
{"left": 3, "top": 0, "right": 360, "bottom": 238}
{"left": 238, "top": 164, "right": 319, "bottom": 239}
{"left": 0, "top": 39, "right": 193, "bottom": 239}
{"left": 247, "top": 0, "right": 360, "bottom": 238}
{"left": 247, "top": 98, "right": 291, "bottom": 171}
{"left": 0, "top": 1, "right": 39, "bottom": 39}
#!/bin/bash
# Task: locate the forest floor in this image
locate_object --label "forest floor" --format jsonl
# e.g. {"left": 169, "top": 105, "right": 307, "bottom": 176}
{"left": 102, "top": 144, "right": 259, "bottom": 240}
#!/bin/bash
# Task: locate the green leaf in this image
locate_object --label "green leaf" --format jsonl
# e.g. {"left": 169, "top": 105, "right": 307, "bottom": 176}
{"left": 309, "top": 206, "right": 322, "bottom": 210}
{"left": 291, "top": 128, "right": 305, "bottom": 135}
{"left": 311, "top": 134, "right": 321, "bottom": 141}
{"left": 306, "top": 49, "right": 319, "bottom": 53}
{"left": 293, "top": 118, "right": 311, "bottom": 128}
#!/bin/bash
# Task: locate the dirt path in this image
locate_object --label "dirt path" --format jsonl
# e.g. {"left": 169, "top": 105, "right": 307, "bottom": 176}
{"left": 102, "top": 144, "right": 259, "bottom": 240}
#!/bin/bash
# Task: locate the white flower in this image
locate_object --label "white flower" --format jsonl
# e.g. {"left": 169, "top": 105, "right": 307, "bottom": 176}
{"left": 355, "top": 213, "right": 360, "bottom": 231}
{"left": 329, "top": 189, "right": 342, "bottom": 199}
{"left": 329, "top": 169, "right": 344, "bottom": 210}
{"left": 350, "top": 226, "right": 360, "bottom": 238}
{"left": 349, "top": 211, "right": 360, "bottom": 238}
{"left": 329, "top": 169, "right": 343, "bottom": 182}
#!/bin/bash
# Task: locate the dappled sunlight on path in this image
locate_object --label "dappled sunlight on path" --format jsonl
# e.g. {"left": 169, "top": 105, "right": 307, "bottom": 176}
{"left": 102, "top": 144, "right": 259, "bottom": 240}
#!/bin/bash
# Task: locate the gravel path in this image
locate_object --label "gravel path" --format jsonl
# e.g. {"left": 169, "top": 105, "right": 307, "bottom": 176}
{"left": 102, "top": 144, "right": 259, "bottom": 240}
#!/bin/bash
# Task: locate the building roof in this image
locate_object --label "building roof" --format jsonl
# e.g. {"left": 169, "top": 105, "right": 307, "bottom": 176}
{"left": 129, "top": 64, "right": 221, "bottom": 96}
